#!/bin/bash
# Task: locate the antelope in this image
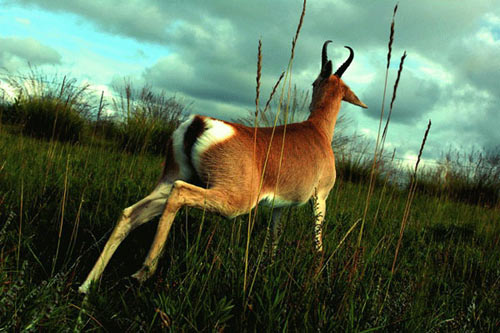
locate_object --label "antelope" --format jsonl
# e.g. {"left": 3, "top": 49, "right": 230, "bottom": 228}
{"left": 79, "top": 41, "right": 367, "bottom": 294}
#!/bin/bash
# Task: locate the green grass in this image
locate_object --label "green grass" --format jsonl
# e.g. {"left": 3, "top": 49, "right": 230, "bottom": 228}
{"left": 1, "top": 129, "right": 498, "bottom": 331}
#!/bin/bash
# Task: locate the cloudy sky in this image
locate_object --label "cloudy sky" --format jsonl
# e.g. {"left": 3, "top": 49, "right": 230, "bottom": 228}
{"left": 1, "top": 0, "right": 499, "bottom": 165}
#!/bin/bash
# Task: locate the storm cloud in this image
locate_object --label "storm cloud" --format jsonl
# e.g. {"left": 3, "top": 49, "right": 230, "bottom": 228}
{"left": 5, "top": 0, "right": 500, "bottom": 160}
{"left": 0, "top": 36, "right": 61, "bottom": 71}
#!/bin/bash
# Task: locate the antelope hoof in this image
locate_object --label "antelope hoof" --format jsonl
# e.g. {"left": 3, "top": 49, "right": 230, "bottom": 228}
{"left": 131, "top": 266, "right": 152, "bottom": 283}
{"left": 78, "top": 281, "right": 91, "bottom": 294}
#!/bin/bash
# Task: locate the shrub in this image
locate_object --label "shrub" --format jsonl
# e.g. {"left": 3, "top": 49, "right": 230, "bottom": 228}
{"left": 15, "top": 96, "right": 85, "bottom": 142}
{"left": 113, "top": 81, "right": 188, "bottom": 155}
{"left": 0, "top": 101, "right": 17, "bottom": 124}
{"left": 92, "top": 118, "right": 121, "bottom": 141}
{"left": 0, "top": 68, "right": 95, "bottom": 142}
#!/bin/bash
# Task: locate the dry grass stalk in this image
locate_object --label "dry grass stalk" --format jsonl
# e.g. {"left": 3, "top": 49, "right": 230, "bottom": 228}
{"left": 392, "top": 119, "right": 432, "bottom": 273}
{"left": 381, "top": 51, "right": 407, "bottom": 150}
{"left": 17, "top": 178, "right": 24, "bottom": 271}
{"left": 272, "top": 0, "right": 307, "bottom": 198}
{"left": 414, "top": 119, "right": 431, "bottom": 175}
{"left": 262, "top": 71, "right": 285, "bottom": 115}
{"left": 250, "top": 0, "right": 307, "bottom": 227}
{"left": 52, "top": 154, "right": 70, "bottom": 276}
{"left": 390, "top": 52, "right": 406, "bottom": 114}
{"left": 359, "top": 3, "right": 399, "bottom": 247}
{"left": 255, "top": 39, "right": 262, "bottom": 119}
{"left": 314, "top": 219, "right": 361, "bottom": 279}
{"left": 66, "top": 189, "right": 86, "bottom": 264}
{"left": 244, "top": 39, "right": 263, "bottom": 292}
{"left": 291, "top": 0, "right": 306, "bottom": 60}
{"left": 244, "top": 0, "right": 306, "bottom": 300}
{"left": 387, "top": 4, "right": 398, "bottom": 69}
{"left": 373, "top": 148, "right": 396, "bottom": 225}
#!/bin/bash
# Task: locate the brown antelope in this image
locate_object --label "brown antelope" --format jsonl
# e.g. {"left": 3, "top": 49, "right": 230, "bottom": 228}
{"left": 79, "top": 41, "right": 367, "bottom": 293}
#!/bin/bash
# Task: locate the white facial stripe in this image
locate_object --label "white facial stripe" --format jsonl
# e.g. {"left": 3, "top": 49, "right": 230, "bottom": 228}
{"left": 191, "top": 118, "right": 235, "bottom": 173}
{"left": 172, "top": 114, "right": 195, "bottom": 180}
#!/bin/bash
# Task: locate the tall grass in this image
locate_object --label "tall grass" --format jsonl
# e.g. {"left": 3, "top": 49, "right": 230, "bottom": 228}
{"left": 415, "top": 147, "right": 500, "bottom": 207}
{"left": 1, "top": 129, "right": 498, "bottom": 331}
{"left": 112, "top": 81, "right": 188, "bottom": 155}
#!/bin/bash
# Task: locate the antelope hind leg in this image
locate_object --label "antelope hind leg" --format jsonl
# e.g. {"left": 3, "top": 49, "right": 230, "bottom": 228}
{"left": 132, "top": 180, "right": 247, "bottom": 282}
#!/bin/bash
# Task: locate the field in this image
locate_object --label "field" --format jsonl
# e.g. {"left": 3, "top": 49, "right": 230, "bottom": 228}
{"left": 1, "top": 3, "right": 499, "bottom": 329}
{"left": 1, "top": 125, "right": 499, "bottom": 331}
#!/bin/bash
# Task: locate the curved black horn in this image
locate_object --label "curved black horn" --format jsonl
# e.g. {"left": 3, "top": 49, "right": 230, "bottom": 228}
{"left": 334, "top": 46, "right": 354, "bottom": 78}
{"left": 322, "top": 40, "right": 332, "bottom": 69}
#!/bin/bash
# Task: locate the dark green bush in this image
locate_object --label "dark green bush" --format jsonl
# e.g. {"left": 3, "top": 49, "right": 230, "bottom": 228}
{"left": 93, "top": 118, "right": 121, "bottom": 141}
{"left": 14, "top": 97, "right": 85, "bottom": 142}
{"left": 118, "top": 115, "right": 177, "bottom": 155}
{"left": 0, "top": 101, "right": 18, "bottom": 124}
{"left": 1, "top": 68, "right": 95, "bottom": 143}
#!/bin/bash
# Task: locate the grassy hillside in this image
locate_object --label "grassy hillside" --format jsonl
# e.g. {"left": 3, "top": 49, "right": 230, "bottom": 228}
{"left": 1, "top": 128, "right": 498, "bottom": 331}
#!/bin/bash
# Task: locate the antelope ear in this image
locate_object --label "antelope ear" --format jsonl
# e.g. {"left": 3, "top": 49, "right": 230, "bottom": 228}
{"left": 344, "top": 87, "right": 367, "bottom": 108}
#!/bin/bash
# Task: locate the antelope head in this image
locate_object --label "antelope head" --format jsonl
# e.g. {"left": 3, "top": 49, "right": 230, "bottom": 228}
{"left": 310, "top": 41, "right": 367, "bottom": 112}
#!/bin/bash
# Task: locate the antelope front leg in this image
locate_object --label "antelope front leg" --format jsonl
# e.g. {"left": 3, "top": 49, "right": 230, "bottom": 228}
{"left": 270, "top": 208, "right": 284, "bottom": 258}
{"left": 79, "top": 212, "right": 134, "bottom": 293}
{"left": 313, "top": 197, "right": 326, "bottom": 252}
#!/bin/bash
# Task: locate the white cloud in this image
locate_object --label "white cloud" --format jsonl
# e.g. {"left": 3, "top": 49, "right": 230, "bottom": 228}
{"left": 0, "top": 79, "right": 17, "bottom": 101}
{"left": 483, "top": 12, "right": 500, "bottom": 26}
{"left": 476, "top": 28, "right": 500, "bottom": 45}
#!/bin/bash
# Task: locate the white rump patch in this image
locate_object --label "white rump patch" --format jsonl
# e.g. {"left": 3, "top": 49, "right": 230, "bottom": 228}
{"left": 192, "top": 118, "right": 235, "bottom": 172}
{"left": 172, "top": 115, "right": 195, "bottom": 179}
